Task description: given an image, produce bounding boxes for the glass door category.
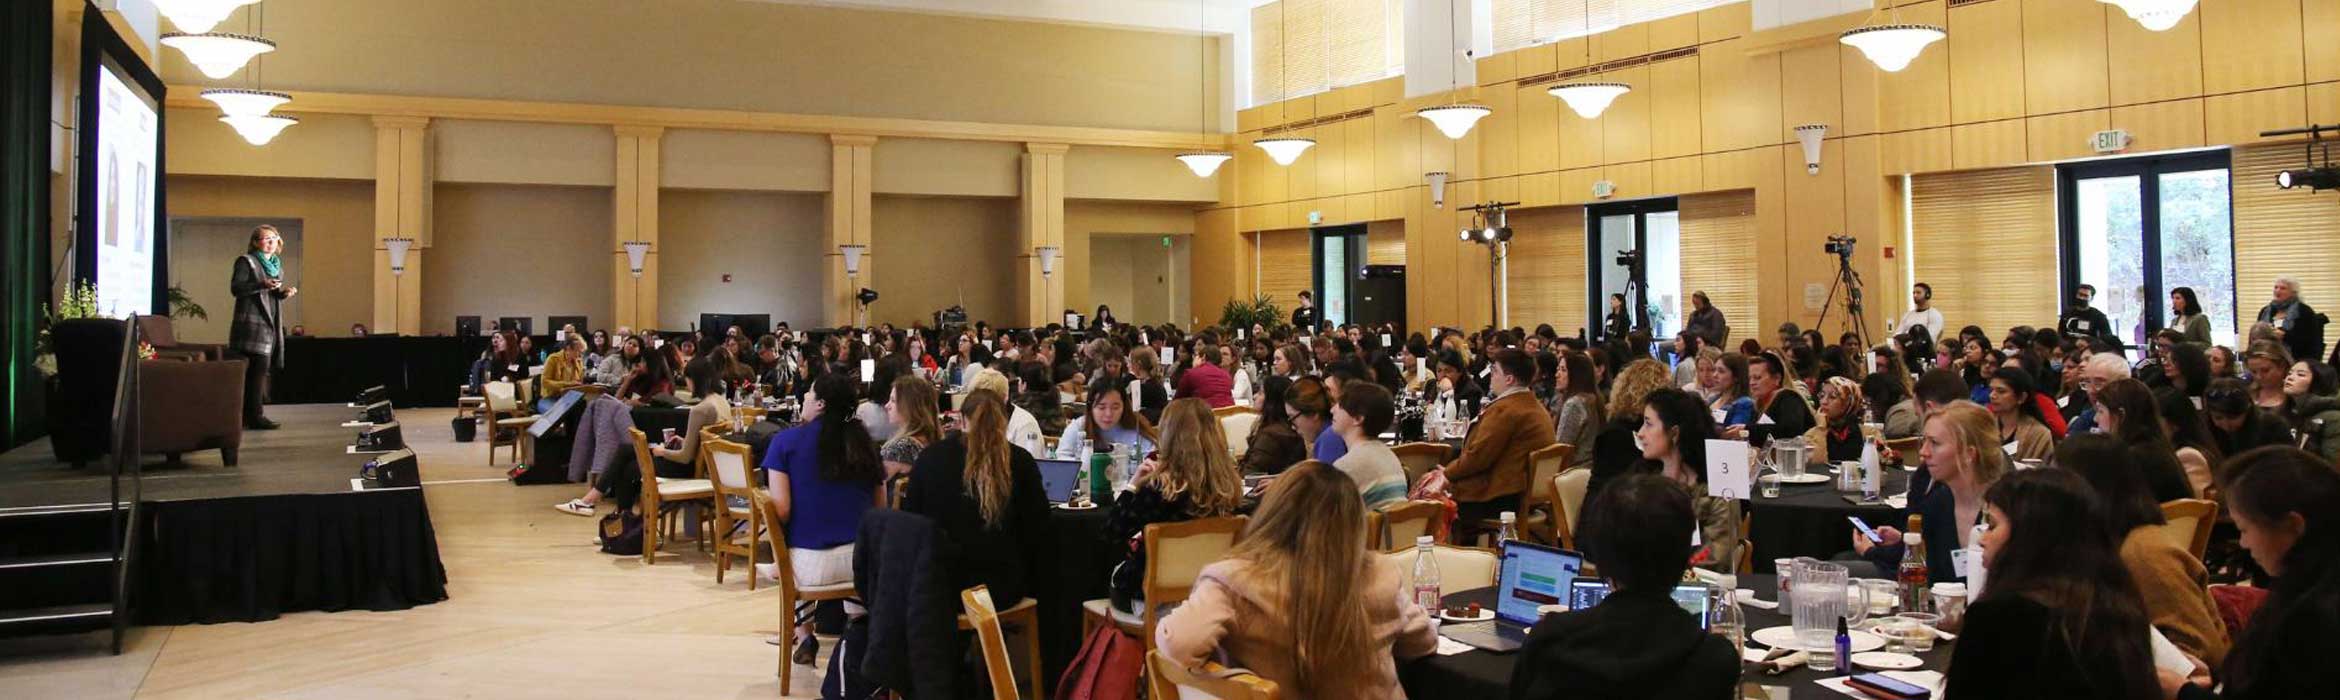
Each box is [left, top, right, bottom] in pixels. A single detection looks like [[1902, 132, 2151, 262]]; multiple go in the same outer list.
[[1586, 198, 1680, 342], [2059, 151, 2235, 350]]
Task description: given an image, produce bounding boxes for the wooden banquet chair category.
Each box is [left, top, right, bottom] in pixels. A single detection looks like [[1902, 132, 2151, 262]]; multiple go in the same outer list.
[[1147, 650, 1282, 700], [1211, 404, 1258, 419], [2159, 499, 2219, 561], [1376, 499, 1444, 553], [481, 381, 538, 466], [960, 585, 1045, 699], [1220, 411, 1261, 457], [1384, 544, 1498, 593], [1082, 516, 1247, 649], [1392, 442, 1453, 491], [1883, 436, 1923, 468], [703, 437, 767, 589], [762, 495, 859, 687], [1551, 467, 1593, 551], [1513, 443, 1574, 544], [626, 427, 717, 566]]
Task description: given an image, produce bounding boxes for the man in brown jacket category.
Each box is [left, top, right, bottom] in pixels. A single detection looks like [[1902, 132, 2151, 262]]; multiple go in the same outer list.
[[1438, 348, 1556, 540]]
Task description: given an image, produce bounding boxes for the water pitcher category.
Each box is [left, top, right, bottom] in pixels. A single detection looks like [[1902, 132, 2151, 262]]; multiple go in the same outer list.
[[1790, 559, 1874, 649]]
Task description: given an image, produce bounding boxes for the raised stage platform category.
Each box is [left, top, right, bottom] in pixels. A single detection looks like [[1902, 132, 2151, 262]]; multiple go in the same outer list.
[[0, 404, 448, 625]]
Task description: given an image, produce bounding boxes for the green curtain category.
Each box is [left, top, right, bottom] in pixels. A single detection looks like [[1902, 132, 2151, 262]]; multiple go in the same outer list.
[[1, 0, 54, 448]]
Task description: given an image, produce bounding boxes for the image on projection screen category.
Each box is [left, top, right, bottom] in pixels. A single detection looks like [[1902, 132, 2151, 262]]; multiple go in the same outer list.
[[95, 63, 158, 317]]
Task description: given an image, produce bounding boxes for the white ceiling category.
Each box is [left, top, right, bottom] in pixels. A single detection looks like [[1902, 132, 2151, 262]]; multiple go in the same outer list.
[[748, 0, 1257, 34]]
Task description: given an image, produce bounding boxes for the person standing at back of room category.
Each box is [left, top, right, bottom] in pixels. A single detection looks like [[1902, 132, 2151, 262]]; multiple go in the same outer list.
[[1899, 282, 1946, 340]]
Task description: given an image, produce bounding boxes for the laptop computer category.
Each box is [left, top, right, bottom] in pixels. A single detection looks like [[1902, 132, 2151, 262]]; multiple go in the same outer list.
[[1036, 458, 1083, 505], [1443, 540, 1583, 653], [1566, 577, 1715, 629]]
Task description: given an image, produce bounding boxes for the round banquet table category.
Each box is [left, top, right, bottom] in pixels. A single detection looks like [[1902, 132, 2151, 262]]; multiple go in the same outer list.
[[1747, 466, 1912, 573], [1399, 574, 1956, 700], [1038, 502, 1119, 684]]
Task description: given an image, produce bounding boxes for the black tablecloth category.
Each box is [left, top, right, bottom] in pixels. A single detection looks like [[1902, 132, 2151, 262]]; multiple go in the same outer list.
[[136, 488, 449, 624], [1038, 504, 1117, 684], [275, 336, 484, 408], [630, 406, 692, 440], [1748, 468, 1912, 573], [1401, 575, 1954, 700]]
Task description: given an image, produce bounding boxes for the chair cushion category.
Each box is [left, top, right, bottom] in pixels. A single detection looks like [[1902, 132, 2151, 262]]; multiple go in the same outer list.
[[1081, 598, 1143, 629], [655, 478, 716, 498], [797, 580, 856, 595], [494, 417, 536, 428]]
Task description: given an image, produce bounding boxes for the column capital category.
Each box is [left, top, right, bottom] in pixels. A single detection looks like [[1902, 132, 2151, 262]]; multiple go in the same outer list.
[[830, 134, 879, 147], [370, 115, 431, 130], [1025, 142, 1071, 155], [613, 124, 666, 139]]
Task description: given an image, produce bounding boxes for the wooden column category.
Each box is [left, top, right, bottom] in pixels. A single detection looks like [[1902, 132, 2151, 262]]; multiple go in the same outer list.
[[370, 116, 430, 336], [825, 135, 876, 327], [612, 125, 663, 330], [1019, 143, 1069, 327]]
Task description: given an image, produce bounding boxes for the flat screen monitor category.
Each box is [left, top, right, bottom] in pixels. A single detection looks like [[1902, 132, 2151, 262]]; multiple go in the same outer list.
[[497, 317, 533, 335], [456, 316, 482, 337]]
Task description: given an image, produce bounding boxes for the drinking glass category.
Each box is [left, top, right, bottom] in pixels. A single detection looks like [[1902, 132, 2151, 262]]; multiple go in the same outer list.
[[1758, 473, 1781, 498], [1858, 579, 1900, 616], [1894, 612, 1941, 652], [1879, 616, 1922, 653]]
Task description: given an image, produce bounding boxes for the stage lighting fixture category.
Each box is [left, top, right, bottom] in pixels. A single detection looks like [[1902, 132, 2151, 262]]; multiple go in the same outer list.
[[2275, 167, 2340, 191]]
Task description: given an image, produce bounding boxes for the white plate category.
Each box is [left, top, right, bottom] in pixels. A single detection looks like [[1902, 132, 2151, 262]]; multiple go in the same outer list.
[[1750, 625, 1886, 653], [1772, 473, 1832, 484], [1054, 503, 1098, 511], [1439, 609, 1494, 623], [1851, 651, 1924, 670]]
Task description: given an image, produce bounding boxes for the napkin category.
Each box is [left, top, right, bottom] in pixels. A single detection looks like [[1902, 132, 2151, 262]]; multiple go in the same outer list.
[[1735, 589, 1779, 610], [1813, 670, 1944, 699], [1433, 636, 1475, 656]]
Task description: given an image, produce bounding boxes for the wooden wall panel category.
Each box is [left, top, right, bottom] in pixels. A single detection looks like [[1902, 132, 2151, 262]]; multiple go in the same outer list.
[[1951, 119, 2027, 170], [1258, 136, 1290, 205], [1781, 139, 1847, 327], [2200, 0, 2306, 94], [1289, 124, 1323, 200], [1312, 121, 1345, 198], [2205, 87, 2309, 146], [1880, 128, 1952, 175], [1559, 97, 1606, 169], [1877, 1, 1953, 132], [1516, 83, 1562, 175], [1601, 65, 1654, 164], [2309, 0, 2340, 82], [1504, 206, 1588, 333], [1367, 219, 1407, 265], [1679, 190, 1759, 345], [1478, 49, 1519, 87], [1653, 156, 1703, 194], [1779, 44, 1843, 141], [2106, 14, 2203, 106], [1521, 171, 1561, 207], [1700, 2, 1753, 43], [1555, 38, 1591, 73], [1376, 106, 1418, 191], [2020, 0, 2109, 115], [1703, 149, 1757, 190], [2026, 110, 2110, 163], [1559, 168, 1603, 205], [2109, 99, 2206, 153], [2312, 82, 2340, 125], [1700, 38, 1783, 152], [1838, 45, 1881, 137], [1604, 161, 1653, 199], [1257, 228, 1312, 305], [1345, 116, 1377, 197], [1479, 84, 1520, 178], [1595, 22, 1651, 63], [1651, 14, 1701, 52], [1948, 0, 2027, 124], [1650, 55, 1704, 159]]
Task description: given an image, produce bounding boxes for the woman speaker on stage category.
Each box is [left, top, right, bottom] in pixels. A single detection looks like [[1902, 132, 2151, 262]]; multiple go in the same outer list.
[[230, 224, 296, 430]]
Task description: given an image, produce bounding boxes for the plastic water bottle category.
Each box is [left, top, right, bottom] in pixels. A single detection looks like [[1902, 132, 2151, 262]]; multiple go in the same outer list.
[[1496, 511, 1519, 544], [1411, 536, 1442, 617], [1710, 576, 1745, 657]]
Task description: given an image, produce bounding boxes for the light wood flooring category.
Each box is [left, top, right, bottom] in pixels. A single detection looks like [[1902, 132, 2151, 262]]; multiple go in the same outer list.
[[0, 407, 829, 699]]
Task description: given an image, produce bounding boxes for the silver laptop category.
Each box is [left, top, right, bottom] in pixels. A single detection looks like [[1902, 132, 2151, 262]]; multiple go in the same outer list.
[[1442, 540, 1583, 653]]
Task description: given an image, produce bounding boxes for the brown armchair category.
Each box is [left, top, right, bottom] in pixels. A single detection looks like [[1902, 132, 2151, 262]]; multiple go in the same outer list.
[[138, 357, 247, 466], [136, 315, 226, 361]]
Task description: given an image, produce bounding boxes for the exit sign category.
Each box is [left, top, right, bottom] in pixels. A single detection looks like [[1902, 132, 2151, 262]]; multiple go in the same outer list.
[[2092, 129, 2131, 154]]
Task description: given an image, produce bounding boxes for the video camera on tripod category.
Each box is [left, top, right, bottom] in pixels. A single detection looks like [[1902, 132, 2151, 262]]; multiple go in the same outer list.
[[1824, 235, 1857, 258], [1614, 248, 1644, 272]]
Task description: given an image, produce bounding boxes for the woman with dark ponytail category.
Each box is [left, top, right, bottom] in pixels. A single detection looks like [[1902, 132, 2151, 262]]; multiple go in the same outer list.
[[761, 373, 884, 665]]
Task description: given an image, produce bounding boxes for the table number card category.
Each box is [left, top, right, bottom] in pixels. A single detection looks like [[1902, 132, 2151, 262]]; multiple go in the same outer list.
[[860, 358, 876, 383], [1705, 439, 1752, 500]]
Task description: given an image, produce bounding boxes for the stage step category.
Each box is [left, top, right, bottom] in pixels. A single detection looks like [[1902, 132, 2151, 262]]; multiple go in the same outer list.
[[0, 603, 113, 626], [0, 503, 128, 645], [0, 551, 113, 570]]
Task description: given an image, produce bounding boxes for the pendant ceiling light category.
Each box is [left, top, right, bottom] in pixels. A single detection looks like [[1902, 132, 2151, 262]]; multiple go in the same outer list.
[[220, 113, 299, 145], [161, 32, 276, 79], [152, 0, 262, 34], [2099, 0, 2197, 31], [1841, 1, 1945, 73], [1547, 1, 1629, 119], [1255, 137, 1316, 165], [1173, 0, 1229, 177], [199, 88, 290, 117], [1419, 0, 1491, 139]]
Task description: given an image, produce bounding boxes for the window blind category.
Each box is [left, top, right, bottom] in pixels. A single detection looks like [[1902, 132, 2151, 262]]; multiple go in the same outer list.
[[1256, 229, 1314, 304], [1505, 206, 1590, 333], [1490, 0, 1741, 54], [1910, 167, 2060, 340], [1251, 0, 1403, 106], [2233, 144, 2340, 329], [1680, 190, 1757, 344]]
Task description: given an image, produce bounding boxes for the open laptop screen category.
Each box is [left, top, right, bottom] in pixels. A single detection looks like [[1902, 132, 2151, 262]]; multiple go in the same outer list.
[[1035, 459, 1082, 504], [1494, 541, 1583, 625]]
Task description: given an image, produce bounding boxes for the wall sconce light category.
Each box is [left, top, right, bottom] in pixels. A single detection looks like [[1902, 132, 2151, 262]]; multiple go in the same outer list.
[[622, 241, 651, 277], [1795, 124, 1828, 175], [1036, 246, 1061, 277], [840, 244, 867, 277], [1427, 172, 1450, 209], [385, 237, 414, 275]]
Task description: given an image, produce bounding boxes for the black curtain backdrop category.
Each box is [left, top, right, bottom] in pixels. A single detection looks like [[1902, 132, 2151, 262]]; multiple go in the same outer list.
[[0, 0, 53, 449]]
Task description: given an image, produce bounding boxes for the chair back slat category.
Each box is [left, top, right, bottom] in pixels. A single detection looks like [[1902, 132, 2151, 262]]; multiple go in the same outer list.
[[2160, 498, 2219, 561], [1554, 468, 1593, 549], [483, 381, 517, 412], [1392, 442, 1453, 490], [960, 586, 1019, 700], [1377, 500, 1442, 552], [708, 439, 754, 490], [1147, 650, 1282, 700]]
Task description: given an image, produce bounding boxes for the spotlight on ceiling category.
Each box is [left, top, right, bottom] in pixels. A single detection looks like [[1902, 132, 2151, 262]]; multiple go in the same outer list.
[[2261, 124, 2339, 193], [2275, 167, 2340, 191]]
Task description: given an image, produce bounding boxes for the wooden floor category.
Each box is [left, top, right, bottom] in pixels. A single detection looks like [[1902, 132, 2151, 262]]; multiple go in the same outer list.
[[0, 407, 830, 699]]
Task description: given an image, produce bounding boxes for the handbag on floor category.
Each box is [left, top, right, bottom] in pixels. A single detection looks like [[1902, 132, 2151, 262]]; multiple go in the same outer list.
[[1054, 624, 1143, 700], [820, 615, 884, 700], [598, 510, 643, 555]]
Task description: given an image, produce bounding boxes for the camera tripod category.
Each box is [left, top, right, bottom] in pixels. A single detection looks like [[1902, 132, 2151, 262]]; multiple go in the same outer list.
[[1815, 248, 1873, 353]]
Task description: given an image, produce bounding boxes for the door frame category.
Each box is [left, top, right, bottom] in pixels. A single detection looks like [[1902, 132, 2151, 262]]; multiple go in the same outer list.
[[2054, 149, 2233, 338], [1584, 197, 1679, 340]]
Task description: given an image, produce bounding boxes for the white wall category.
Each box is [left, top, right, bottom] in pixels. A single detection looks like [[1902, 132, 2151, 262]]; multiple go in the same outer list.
[[423, 183, 615, 334], [657, 189, 827, 329]]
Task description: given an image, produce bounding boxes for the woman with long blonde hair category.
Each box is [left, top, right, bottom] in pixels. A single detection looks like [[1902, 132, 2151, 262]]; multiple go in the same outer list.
[[1849, 401, 2008, 581], [901, 389, 1050, 608], [1104, 398, 1245, 612], [881, 374, 943, 478], [1156, 461, 1437, 698]]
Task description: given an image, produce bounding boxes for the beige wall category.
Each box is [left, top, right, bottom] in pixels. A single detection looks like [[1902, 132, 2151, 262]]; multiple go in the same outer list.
[[164, 109, 375, 181], [868, 195, 1019, 327], [661, 130, 831, 193], [656, 189, 826, 329], [1090, 234, 1189, 327], [154, 0, 1226, 134], [435, 120, 615, 187], [873, 139, 1022, 197], [162, 175, 375, 338], [423, 183, 615, 334], [1063, 199, 1199, 317]]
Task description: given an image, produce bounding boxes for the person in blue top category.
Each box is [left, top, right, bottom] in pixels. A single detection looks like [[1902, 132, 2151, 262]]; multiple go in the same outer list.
[[761, 372, 884, 666], [1706, 352, 1757, 429], [1054, 377, 1159, 459], [1312, 363, 1363, 463]]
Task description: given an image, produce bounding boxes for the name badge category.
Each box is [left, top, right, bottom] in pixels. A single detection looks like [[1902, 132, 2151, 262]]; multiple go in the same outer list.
[[1757, 413, 1776, 426], [2075, 320, 2091, 331], [2002, 440, 2020, 456], [1951, 548, 1973, 578]]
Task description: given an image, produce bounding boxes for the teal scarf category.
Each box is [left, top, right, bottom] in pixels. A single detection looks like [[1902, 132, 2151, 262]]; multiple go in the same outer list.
[[255, 252, 282, 279]]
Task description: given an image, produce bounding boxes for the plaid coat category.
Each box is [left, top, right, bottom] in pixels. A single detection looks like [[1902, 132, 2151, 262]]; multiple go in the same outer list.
[[228, 252, 286, 368]]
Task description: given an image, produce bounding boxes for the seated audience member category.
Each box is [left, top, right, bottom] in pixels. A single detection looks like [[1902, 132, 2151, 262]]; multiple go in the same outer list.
[[1549, 352, 1604, 469], [968, 368, 1045, 458], [554, 357, 734, 516], [1740, 351, 1814, 445], [1865, 366, 1920, 440], [901, 389, 1051, 609], [593, 334, 636, 386], [2093, 378, 2204, 502], [475, 330, 531, 390], [1819, 376, 1870, 463], [881, 375, 943, 479], [2153, 388, 2227, 498], [1010, 359, 1068, 440], [2207, 345, 2240, 381], [854, 356, 904, 442], [757, 373, 883, 664], [1127, 346, 1172, 425], [615, 342, 675, 405], [2169, 447, 2340, 700], [1242, 376, 1313, 475], [2060, 434, 2230, 667], [1851, 402, 2007, 582], [518, 334, 542, 366], [1704, 352, 1756, 431], [2244, 344, 2290, 410], [2163, 342, 2212, 398], [2278, 360, 2340, 462], [1274, 343, 1312, 381], [1054, 378, 1159, 460], [1105, 398, 1244, 613], [1582, 360, 1670, 539], [1431, 349, 1557, 540], [1637, 388, 1740, 571], [1311, 363, 1362, 464], [539, 336, 589, 409], [1330, 382, 1407, 509], [1946, 468, 2161, 700], [1986, 367, 2058, 462], [1157, 461, 1437, 698], [2203, 379, 2292, 459], [1432, 349, 1484, 410], [1509, 473, 1741, 700], [1170, 344, 1244, 409]]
